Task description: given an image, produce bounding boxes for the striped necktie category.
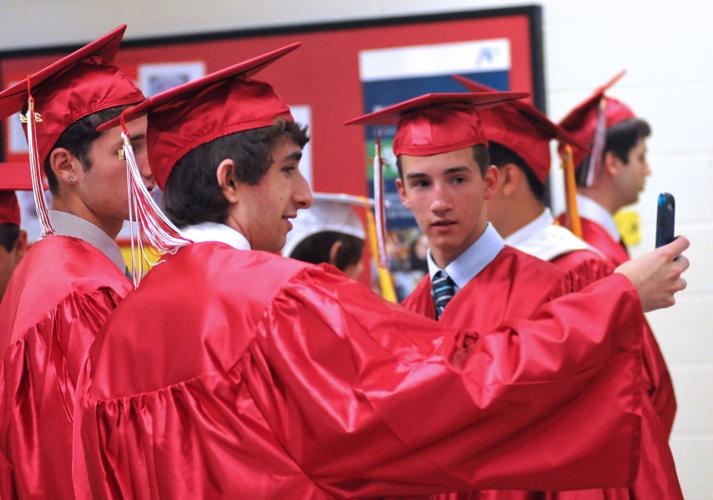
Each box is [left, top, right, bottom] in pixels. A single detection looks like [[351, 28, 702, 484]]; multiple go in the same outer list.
[[431, 270, 456, 319]]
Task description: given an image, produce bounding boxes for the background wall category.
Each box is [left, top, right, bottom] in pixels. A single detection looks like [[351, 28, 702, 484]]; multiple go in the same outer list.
[[1, 1, 711, 497]]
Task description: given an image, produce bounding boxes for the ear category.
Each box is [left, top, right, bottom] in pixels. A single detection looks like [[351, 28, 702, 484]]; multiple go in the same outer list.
[[482, 165, 500, 201], [499, 163, 522, 197], [328, 240, 343, 268], [49, 147, 81, 190], [394, 176, 411, 209], [216, 159, 240, 204], [602, 151, 623, 177], [12, 230, 28, 263]]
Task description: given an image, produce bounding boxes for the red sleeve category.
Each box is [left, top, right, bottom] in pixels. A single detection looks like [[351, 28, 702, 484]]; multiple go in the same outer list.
[[253, 270, 644, 494], [551, 250, 677, 438], [74, 268, 646, 498], [642, 319, 677, 438], [1, 287, 123, 499], [551, 250, 614, 292]]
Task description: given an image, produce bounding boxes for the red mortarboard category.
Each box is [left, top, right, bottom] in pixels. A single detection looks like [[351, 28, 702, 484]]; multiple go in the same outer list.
[[345, 91, 528, 156], [557, 70, 635, 167], [0, 163, 33, 225], [452, 75, 588, 183], [0, 25, 144, 167], [98, 43, 300, 190]]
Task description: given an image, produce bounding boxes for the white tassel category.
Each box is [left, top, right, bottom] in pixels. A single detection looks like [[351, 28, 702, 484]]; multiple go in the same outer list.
[[121, 131, 189, 287], [586, 97, 608, 187], [372, 136, 388, 269], [24, 97, 54, 236]]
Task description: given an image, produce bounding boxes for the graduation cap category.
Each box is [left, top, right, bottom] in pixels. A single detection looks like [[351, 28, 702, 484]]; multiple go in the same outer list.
[[0, 24, 143, 168], [557, 70, 635, 172], [98, 42, 300, 190], [96, 43, 301, 285], [345, 91, 528, 156], [282, 193, 369, 258], [452, 75, 588, 183], [0, 162, 34, 226], [0, 24, 143, 235]]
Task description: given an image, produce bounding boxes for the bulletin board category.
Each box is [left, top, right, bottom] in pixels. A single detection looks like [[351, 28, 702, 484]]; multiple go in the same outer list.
[[0, 5, 545, 249]]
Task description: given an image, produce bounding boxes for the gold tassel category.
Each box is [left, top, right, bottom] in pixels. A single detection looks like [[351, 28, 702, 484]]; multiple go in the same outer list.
[[561, 144, 582, 238], [361, 197, 397, 302]]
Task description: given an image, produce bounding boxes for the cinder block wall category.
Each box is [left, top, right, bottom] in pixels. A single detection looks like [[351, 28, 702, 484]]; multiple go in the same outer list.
[[545, 3, 713, 497], [1, 0, 710, 496]]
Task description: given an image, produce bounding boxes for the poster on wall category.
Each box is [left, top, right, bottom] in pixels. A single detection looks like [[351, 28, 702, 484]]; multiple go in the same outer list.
[[138, 62, 205, 97], [0, 6, 544, 288]]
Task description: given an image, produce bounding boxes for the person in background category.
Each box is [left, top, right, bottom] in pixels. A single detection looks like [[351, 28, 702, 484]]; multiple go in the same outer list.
[[0, 26, 153, 498], [284, 192, 365, 280], [555, 73, 676, 440], [452, 75, 680, 498], [0, 163, 30, 300], [557, 71, 651, 267]]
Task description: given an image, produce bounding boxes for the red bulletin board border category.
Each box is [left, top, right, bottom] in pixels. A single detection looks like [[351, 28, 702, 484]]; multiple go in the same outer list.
[[0, 5, 545, 199]]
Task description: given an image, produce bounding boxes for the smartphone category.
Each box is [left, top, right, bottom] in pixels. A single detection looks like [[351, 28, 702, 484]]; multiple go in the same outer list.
[[655, 192, 675, 248]]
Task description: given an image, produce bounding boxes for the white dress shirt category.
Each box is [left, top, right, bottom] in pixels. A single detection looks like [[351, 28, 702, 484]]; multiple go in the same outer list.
[[505, 209, 599, 262], [426, 223, 505, 293], [180, 222, 251, 251]]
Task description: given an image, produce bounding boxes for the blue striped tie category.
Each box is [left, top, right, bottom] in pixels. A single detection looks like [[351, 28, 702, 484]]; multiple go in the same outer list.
[[431, 270, 456, 319]]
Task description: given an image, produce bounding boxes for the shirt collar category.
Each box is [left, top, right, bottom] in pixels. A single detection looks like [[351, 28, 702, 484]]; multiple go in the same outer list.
[[505, 208, 595, 261], [576, 194, 621, 241], [48, 210, 126, 272], [427, 222, 505, 291], [505, 209, 553, 248], [180, 222, 251, 251]]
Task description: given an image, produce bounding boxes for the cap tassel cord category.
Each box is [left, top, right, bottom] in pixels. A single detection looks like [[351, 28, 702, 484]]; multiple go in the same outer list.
[[120, 129, 189, 287], [560, 144, 583, 238], [586, 97, 609, 187], [24, 78, 54, 236], [371, 135, 396, 302]]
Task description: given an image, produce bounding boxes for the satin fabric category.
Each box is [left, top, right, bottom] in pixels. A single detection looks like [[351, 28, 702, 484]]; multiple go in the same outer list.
[[403, 246, 681, 499], [0, 236, 131, 499], [557, 216, 630, 268], [550, 249, 613, 291], [545, 249, 681, 498], [551, 248, 677, 438], [554, 216, 677, 436], [403, 246, 572, 323], [74, 242, 644, 499]]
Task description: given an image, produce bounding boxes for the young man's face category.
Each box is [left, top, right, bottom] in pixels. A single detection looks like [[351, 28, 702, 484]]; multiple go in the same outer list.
[[396, 146, 497, 267], [75, 115, 154, 224], [231, 137, 313, 253], [615, 137, 651, 205]]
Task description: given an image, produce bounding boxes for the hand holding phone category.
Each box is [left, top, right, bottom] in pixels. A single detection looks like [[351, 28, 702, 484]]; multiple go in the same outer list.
[[656, 192, 675, 248]]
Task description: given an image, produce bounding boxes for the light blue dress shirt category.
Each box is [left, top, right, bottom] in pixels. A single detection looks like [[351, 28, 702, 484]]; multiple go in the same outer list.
[[426, 222, 505, 293]]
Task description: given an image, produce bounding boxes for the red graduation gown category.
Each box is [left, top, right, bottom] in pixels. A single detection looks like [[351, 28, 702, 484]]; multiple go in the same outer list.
[[404, 248, 681, 499], [73, 241, 646, 499], [402, 246, 572, 322], [557, 215, 629, 268], [550, 248, 612, 287], [550, 249, 677, 438], [0, 236, 131, 499], [554, 216, 677, 437]]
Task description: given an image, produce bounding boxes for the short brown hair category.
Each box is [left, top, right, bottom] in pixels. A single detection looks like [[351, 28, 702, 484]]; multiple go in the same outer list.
[[163, 119, 309, 228]]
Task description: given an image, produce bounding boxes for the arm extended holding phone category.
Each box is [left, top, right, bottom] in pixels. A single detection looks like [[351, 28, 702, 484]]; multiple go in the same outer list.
[[615, 192, 688, 311]]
